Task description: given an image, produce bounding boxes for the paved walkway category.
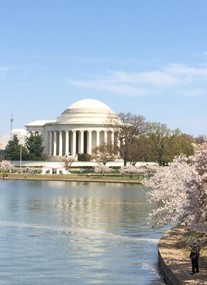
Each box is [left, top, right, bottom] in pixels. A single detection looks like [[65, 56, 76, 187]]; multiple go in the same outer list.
[[158, 227, 207, 285]]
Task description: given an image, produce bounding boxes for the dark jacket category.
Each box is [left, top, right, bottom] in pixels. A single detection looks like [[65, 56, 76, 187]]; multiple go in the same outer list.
[[190, 249, 199, 260]]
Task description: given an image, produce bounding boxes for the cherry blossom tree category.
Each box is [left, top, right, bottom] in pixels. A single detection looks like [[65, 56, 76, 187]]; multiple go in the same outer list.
[[120, 164, 158, 176], [94, 165, 114, 174], [145, 140, 207, 234], [0, 160, 14, 173], [63, 155, 75, 170], [145, 155, 193, 229], [185, 141, 207, 233], [92, 143, 116, 165], [120, 165, 139, 175]]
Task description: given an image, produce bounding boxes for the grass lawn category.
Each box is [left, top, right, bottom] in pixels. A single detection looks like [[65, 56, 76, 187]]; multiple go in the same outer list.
[[0, 172, 143, 184]]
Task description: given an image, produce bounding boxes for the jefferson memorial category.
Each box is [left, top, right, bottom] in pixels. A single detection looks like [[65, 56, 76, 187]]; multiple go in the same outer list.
[[25, 99, 122, 158]]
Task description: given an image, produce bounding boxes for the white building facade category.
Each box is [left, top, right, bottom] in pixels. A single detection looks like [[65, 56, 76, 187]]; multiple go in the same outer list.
[[25, 99, 121, 158]]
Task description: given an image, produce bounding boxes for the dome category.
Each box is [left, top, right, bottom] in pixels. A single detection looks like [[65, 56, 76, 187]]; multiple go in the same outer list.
[[56, 98, 121, 126], [69, 99, 111, 111]]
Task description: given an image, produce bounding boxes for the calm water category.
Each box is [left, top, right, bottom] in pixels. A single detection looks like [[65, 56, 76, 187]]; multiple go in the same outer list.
[[0, 180, 165, 285]]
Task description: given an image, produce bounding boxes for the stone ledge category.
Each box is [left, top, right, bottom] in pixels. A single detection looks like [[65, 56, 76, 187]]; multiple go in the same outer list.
[[158, 226, 207, 285]]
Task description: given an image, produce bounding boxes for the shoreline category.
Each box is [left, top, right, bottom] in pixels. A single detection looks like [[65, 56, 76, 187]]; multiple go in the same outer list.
[[158, 226, 207, 285], [0, 174, 142, 184], [3, 175, 200, 284]]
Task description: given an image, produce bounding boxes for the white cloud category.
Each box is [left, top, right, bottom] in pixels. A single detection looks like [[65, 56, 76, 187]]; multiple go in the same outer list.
[[68, 63, 207, 97], [110, 70, 178, 86], [181, 88, 206, 97], [166, 63, 207, 79], [68, 78, 147, 96]]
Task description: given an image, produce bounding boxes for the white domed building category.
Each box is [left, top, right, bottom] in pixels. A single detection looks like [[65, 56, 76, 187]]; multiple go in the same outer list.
[[25, 99, 121, 158]]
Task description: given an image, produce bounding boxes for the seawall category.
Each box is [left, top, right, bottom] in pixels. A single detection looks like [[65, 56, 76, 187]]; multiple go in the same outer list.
[[158, 227, 206, 285]]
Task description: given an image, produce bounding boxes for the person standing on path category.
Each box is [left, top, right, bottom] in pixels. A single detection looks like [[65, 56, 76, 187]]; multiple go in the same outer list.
[[190, 242, 200, 275]]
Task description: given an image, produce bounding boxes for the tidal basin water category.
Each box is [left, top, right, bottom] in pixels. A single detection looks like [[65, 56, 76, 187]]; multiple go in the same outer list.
[[0, 180, 166, 285]]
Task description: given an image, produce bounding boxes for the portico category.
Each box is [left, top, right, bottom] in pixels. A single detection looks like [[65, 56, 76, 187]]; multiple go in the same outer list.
[[25, 99, 121, 158], [45, 129, 116, 156]]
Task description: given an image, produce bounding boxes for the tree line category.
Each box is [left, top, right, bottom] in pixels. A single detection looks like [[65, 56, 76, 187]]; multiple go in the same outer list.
[[93, 112, 204, 166], [3, 112, 206, 163], [4, 134, 44, 161]]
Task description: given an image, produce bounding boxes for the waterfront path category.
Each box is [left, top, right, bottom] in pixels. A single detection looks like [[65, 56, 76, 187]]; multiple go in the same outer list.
[[158, 226, 207, 285]]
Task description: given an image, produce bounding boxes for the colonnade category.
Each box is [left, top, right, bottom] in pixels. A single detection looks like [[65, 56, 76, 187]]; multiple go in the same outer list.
[[43, 129, 118, 157]]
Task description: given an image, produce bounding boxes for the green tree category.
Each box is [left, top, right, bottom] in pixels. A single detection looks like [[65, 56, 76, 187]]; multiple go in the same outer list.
[[167, 133, 194, 160], [5, 135, 20, 160], [116, 113, 147, 166], [123, 131, 194, 166], [78, 153, 92, 162], [26, 134, 44, 160], [5, 135, 28, 160], [147, 123, 180, 166], [127, 135, 154, 165]]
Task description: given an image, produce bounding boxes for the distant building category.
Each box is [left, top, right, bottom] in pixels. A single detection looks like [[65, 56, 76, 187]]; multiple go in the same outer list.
[[25, 99, 121, 158], [0, 134, 10, 150], [12, 129, 27, 145], [41, 163, 69, 175]]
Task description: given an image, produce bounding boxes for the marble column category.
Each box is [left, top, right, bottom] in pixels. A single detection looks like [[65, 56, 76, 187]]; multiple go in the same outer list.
[[111, 131, 115, 145], [116, 132, 121, 148], [104, 131, 108, 145], [79, 131, 84, 153], [72, 130, 76, 156], [53, 131, 57, 156], [59, 131, 63, 156], [65, 130, 69, 155], [87, 131, 92, 154], [49, 131, 53, 156], [45, 131, 49, 155], [96, 131, 100, 147]]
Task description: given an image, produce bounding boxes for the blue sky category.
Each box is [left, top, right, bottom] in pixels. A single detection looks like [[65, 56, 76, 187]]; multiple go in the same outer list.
[[1, 0, 207, 139]]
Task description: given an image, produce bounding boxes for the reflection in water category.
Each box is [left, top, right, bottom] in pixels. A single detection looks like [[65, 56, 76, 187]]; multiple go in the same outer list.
[[0, 180, 165, 285], [54, 196, 124, 230], [54, 196, 148, 232]]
